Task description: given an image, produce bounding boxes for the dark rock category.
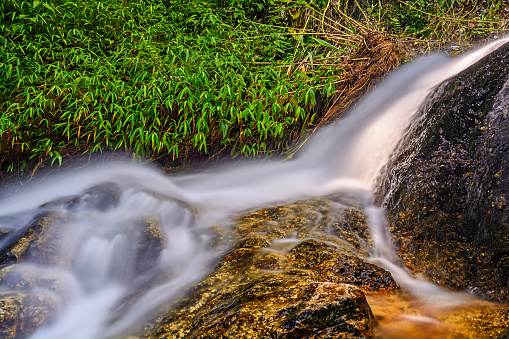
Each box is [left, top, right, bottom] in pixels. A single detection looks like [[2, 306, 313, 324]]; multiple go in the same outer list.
[[0, 183, 121, 267], [379, 42, 509, 301], [499, 327, 509, 339], [127, 216, 167, 276], [40, 182, 120, 212]]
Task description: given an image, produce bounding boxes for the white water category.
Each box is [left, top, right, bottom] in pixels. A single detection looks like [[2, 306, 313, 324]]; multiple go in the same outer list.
[[0, 38, 507, 339]]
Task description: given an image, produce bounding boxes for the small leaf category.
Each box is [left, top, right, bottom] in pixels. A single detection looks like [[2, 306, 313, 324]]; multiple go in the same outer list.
[[43, 2, 55, 12], [220, 121, 228, 138], [311, 37, 340, 50]]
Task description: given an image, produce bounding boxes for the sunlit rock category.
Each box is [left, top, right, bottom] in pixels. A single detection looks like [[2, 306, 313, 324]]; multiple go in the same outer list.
[[0, 292, 58, 339], [140, 198, 396, 338], [0, 214, 68, 266]]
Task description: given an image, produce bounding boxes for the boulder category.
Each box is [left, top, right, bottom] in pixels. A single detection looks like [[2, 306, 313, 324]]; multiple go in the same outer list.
[[0, 183, 122, 267], [0, 214, 67, 266], [0, 292, 58, 339], [379, 42, 509, 301], [499, 327, 509, 339], [141, 198, 397, 338]]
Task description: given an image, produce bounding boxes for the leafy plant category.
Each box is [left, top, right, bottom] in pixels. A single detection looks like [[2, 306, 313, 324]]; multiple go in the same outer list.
[[1, 0, 507, 176]]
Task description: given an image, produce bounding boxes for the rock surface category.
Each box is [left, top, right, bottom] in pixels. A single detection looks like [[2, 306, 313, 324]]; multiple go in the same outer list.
[[141, 198, 397, 339], [0, 214, 68, 266], [379, 42, 509, 302], [499, 327, 509, 339], [0, 292, 58, 339], [0, 183, 168, 338]]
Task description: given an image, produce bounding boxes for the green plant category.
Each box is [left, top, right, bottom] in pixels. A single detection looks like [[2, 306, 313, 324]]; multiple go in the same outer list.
[[1, 0, 349, 173], [1, 0, 506, 175]]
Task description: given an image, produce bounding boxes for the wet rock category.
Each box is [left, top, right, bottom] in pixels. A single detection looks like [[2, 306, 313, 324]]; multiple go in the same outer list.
[[127, 216, 167, 276], [153, 276, 374, 339], [289, 239, 396, 291], [140, 198, 396, 338], [40, 182, 120, 212], [0, 291, 58, 339], [279, 283, 373, 338], [0, 264, 75, 297], [0, 208, 167, 338], [499, 328, 509, 339], [0, 265, 34, 291], [0, 214, 68, 266], [379, 42, 509, 301], [0, 183, 120, 267], [26, 214, 73, 266]]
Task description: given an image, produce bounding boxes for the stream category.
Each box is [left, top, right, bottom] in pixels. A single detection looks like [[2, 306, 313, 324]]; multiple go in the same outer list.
[[0, 38, 508, 339]]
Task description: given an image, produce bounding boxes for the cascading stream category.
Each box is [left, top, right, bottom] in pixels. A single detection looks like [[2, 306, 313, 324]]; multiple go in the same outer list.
[[0, 37, 508, 339]]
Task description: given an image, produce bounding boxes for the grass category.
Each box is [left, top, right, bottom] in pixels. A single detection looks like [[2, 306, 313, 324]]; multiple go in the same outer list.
[[1, 0, 346, 174], [0, 0, 508, 177]]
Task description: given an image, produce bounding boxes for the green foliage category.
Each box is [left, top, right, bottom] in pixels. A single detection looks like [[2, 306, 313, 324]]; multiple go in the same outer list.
[[0, 0, 342, 171], [381, 0, 507, 38], [1, 0, 506, 173], [388, 0, 435, 35]]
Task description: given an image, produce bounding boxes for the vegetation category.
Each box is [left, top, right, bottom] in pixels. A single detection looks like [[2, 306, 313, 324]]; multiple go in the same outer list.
[[0, 0, 508, 176]]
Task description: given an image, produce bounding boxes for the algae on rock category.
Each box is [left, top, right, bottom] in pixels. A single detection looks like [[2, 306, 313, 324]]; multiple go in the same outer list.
[[141, 198, 397, 339], [379, 41, 509, 302]]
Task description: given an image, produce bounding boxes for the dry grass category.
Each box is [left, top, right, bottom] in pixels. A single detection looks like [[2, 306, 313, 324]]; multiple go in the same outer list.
[[318, 33, 406, 125]]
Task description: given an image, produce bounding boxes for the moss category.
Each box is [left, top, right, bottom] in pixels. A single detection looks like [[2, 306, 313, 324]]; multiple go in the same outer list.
[[141, 198, 396, 338], [380, 41, 509, 302]]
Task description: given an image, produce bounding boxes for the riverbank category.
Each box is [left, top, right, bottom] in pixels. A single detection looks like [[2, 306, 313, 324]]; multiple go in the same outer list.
[[1, 0, 508, 182]]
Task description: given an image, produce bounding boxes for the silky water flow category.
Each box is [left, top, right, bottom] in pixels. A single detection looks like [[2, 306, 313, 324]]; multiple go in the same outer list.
[[1, 38, 508, 339]]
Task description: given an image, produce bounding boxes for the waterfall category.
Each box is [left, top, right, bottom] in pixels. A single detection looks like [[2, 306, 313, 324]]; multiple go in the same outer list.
[[0, 37, 508, 339]]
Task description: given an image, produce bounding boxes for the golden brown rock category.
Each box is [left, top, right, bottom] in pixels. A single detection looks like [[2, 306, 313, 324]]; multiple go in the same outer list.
[[0, 214, 68, 266], [140, 198, 397, 339], [0, 292, 57, 339]]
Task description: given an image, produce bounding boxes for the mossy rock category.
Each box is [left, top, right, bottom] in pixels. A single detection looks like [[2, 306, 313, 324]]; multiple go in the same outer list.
[[499, 327, 509, 339], [0, 214, 69, 266], [140, 198, 397, 338], [379, 42, 509, 301], [0, 207, 167, 337], [0, 291, 58, 339], [124, 216, 167, 276]]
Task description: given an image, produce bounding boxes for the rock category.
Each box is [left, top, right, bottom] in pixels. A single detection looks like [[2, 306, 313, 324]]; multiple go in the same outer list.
[[0, 214, 68, 266], [0, 199, 167, 338], [0, 194, 395, 338], [499, 327, 509, 339], [0, 183, 121, 268], [126, 216, 167, 276], [140, 198, 396, 338], [0, 291, 58, 339], [152, 276, 374, 339], [379, 42, 509, 301], [0, 265, 35, 290], [40, 182, 120, 212], [289, 239, 396, 291], [0, 264, 75, 297]]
